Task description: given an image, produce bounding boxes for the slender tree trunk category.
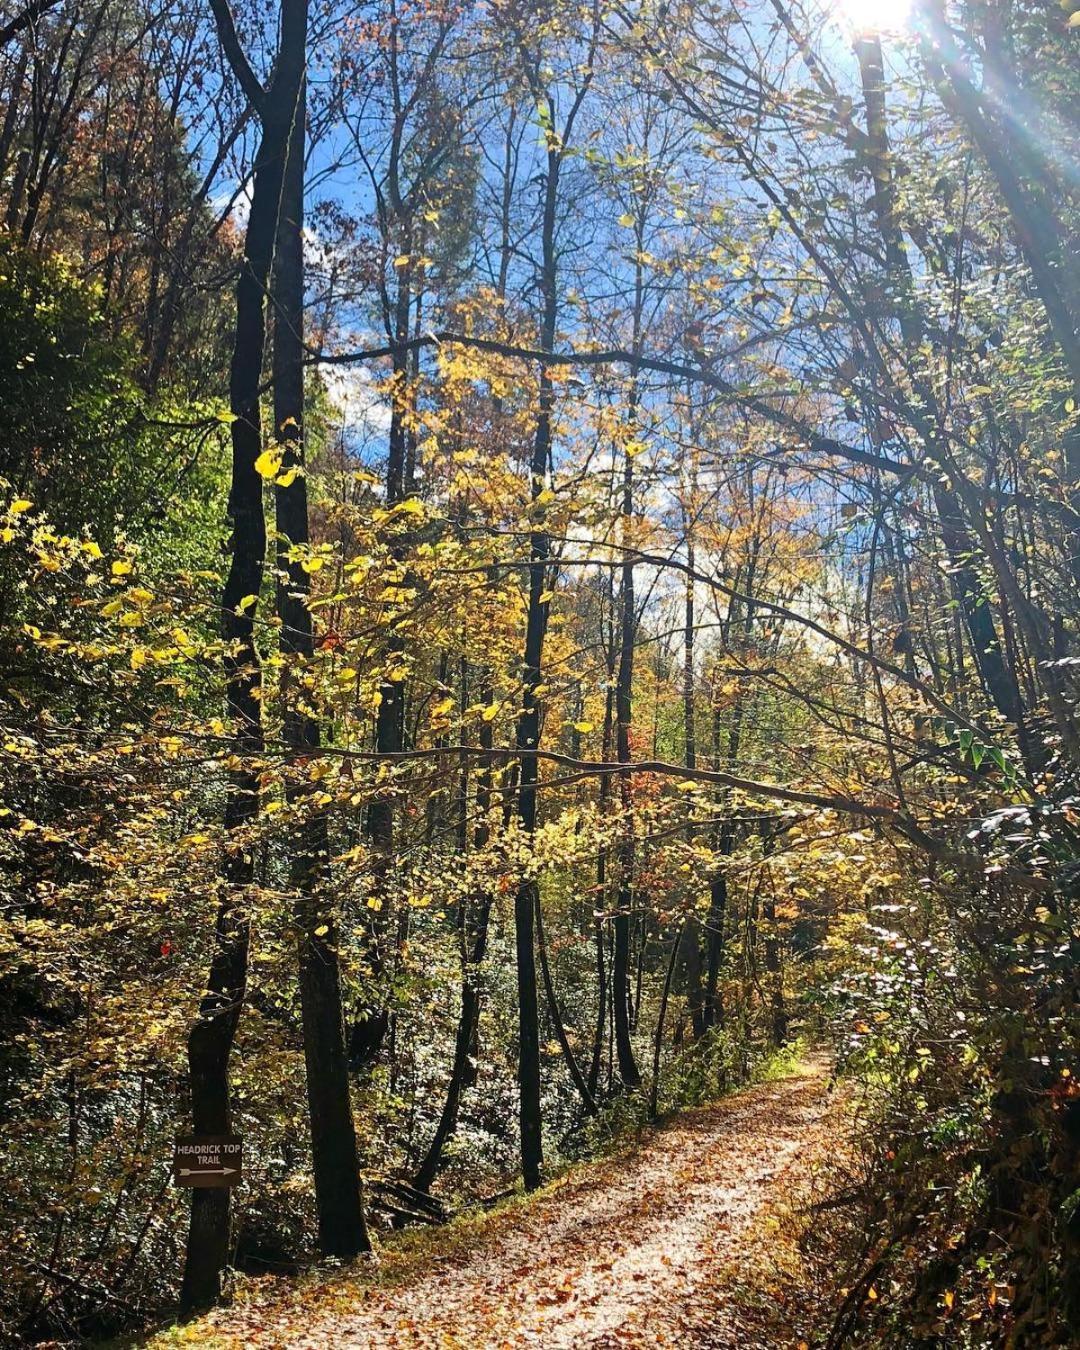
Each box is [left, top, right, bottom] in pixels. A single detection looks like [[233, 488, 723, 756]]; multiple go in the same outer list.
[[702, 692, 737, 1032], [512, 140, 561, 1189], [649, 924, 683, 1120], [536, 888, 597, 1114], [272, 76, 369, 1259], [612, 236, 645, 1090], [613, 468, 640, 1088], [681, 522, 706, 1038], [351, 230, 414, 1072], [413, 705, 495, 1193], [762, 890, 786, 1046], [587, 613, 616, 1096]]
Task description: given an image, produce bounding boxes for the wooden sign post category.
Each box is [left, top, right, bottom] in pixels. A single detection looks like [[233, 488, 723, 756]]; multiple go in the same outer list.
[[173, 1134, 243, 1188]]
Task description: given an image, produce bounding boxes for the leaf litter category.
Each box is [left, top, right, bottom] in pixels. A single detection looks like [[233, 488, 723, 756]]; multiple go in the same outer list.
[[154, 1059, 841, 1349]]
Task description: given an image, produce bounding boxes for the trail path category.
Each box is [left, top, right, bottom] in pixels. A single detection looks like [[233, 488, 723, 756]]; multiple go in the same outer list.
[[174, 1061, 838, 1349]]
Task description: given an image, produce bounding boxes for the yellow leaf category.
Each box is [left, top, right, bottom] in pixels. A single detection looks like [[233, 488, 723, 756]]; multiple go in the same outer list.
[[573, 721, 594, 733], [254, 448, 283, 478], [617, 212, 635, 227], [481, 703, 500, 722], [676, 780, 698, 792], [393, 254, 410, 267], [314, 924, 330, 937], [10, 499, 33, 514], [276, 466, 300, 487], [101, 599, 123, 617], [111, 559, 133, 577], [238, 594, 258, 611], [301, 556, 325, 573], [22, 623, 41, 639]]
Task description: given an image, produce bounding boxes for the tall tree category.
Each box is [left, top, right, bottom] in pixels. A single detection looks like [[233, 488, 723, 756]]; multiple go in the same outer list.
[[503, 0, 599, 1184], [272, 67, 370, 1257], [180, 0, 312, 1312]]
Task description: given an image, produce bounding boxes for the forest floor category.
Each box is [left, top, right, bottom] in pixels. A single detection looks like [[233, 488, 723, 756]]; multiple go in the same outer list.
[[152, 1058, 843, 1349]]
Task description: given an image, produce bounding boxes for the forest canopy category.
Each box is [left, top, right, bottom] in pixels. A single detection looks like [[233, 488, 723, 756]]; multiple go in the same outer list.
[[0, 0, 1078, 1343]]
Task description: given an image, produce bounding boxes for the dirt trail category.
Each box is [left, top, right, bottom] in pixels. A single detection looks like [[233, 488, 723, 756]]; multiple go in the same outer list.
[[182, 1061, 837, 1349]]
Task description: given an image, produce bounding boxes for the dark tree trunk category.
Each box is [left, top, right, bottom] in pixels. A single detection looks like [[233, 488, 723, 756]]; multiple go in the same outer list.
[[649, 924, 683, 1120], [272, 75, 369, 1259], [613, 438, 640, 1089], [512, 139, 561, 1190], [702, 690, 737, 1033], [180, 0, 310, 1303], [351, 231, 413, 1073], [536, 888, 597, 1114], [587, 622, 616, 1097], [413, 709, 495, 1193], [681, 530, 706, 1038], [762, 892, 787, 1046]]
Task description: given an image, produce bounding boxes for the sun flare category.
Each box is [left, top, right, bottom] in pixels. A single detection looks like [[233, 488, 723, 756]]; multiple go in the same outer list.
[[832, 0, 913, 33]]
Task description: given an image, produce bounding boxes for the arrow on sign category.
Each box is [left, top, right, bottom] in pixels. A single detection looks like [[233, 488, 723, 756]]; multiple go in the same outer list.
[[178, 1166, 238, 1177]]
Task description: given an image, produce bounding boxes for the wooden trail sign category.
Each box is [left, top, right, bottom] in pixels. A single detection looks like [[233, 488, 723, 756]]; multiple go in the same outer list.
[[173, 1134, 242, 1188]]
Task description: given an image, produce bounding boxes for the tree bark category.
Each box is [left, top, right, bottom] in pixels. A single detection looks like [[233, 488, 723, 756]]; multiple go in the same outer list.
[[536, 887, 598, 1115], [413, 706, 495, 1192], [180, 3, 304, 1306], [272, 74, 370, 1259], [511, 133, 561, 1190], [649, 924, 683, 1120]]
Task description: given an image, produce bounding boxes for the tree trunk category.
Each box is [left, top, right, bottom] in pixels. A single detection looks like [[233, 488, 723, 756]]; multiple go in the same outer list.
[[413, 707, 495, 1193], [180, 14, 302, 1304], [351, 227, 414, 1072], [613, 492, 640, 1087], [536, 888, 597, 1114], [649, 924, 683, 1120], [512, 139, 561, 1190], [272, 74, 369, 1259]]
